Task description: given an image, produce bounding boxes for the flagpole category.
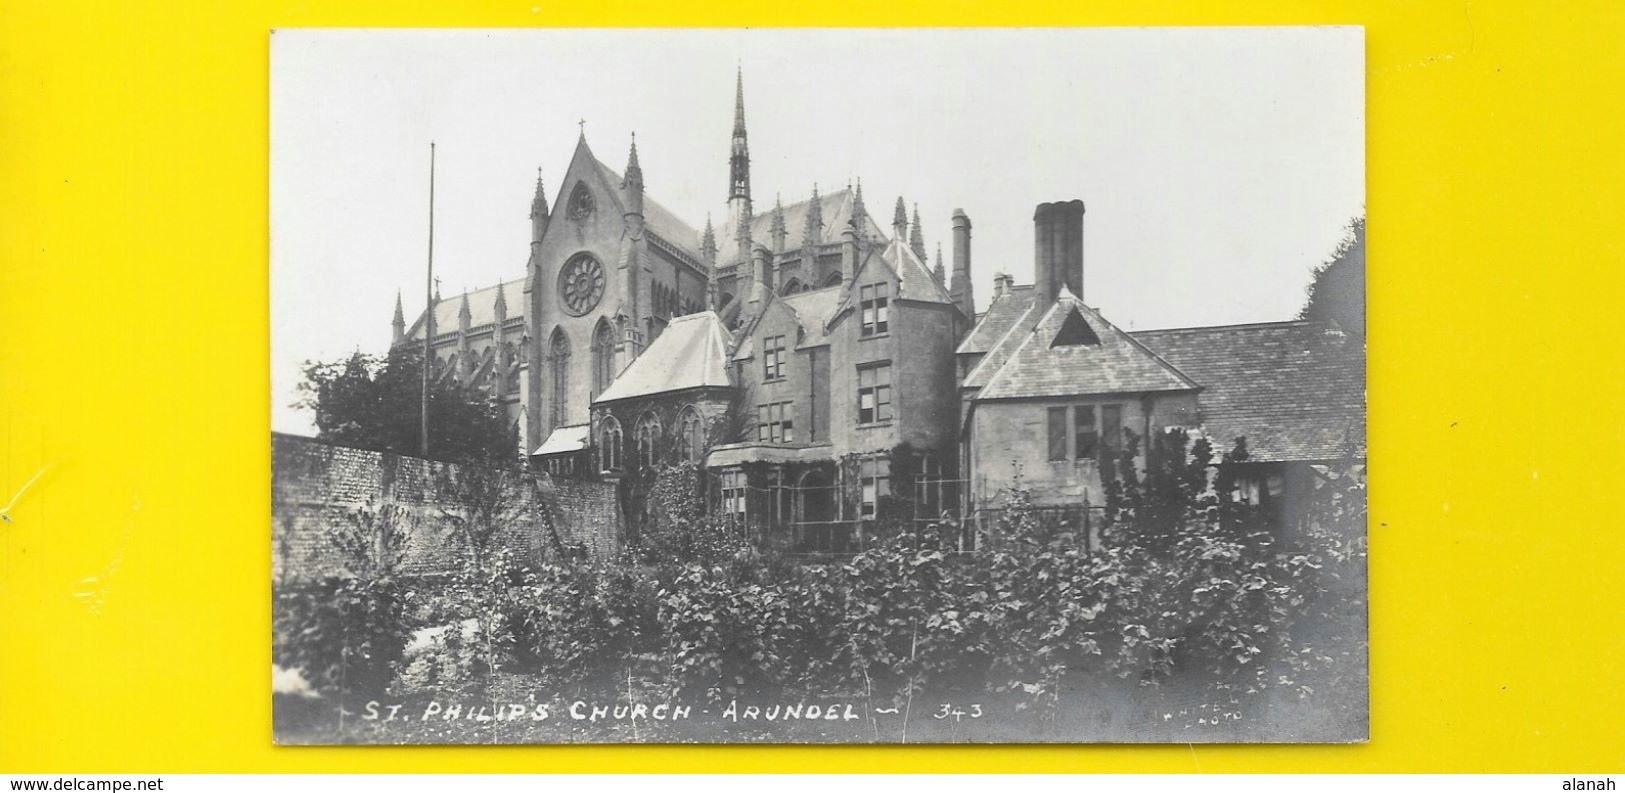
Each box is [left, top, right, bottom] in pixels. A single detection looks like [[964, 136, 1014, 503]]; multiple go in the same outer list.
[[421, 141, 435, 459]]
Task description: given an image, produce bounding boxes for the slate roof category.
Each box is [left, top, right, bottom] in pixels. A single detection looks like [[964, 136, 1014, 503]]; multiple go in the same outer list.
[[780, 285, 842, 348], [532, 423, 590, 457], [589, 157, 703, 260], [962, 302, 1040, 389], [593, 311, 732, 404], [1130, 320, 1366, 463], [714, 188, 888, 267], [976, 289, 1199, 401], [405, 279, 526, 341], [878, 237, 955, 305], [958, 284, 1035, 355]]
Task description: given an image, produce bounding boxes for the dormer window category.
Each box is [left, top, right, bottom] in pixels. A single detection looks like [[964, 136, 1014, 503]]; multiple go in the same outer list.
[[860, 283, 889, 337], [1051, 308, 1102, 347]]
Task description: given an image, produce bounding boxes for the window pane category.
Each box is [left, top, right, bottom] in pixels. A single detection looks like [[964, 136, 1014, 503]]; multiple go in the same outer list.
[[1074, 405, 1098, 460], [1101, 404, 1122, 455], [1048, 407, 1068, 460]]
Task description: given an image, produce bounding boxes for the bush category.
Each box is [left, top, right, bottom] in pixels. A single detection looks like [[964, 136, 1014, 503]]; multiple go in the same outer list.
[[273, 575, 409, 700], [635, 463, 751, 567], [279, 438, 1366, 739]]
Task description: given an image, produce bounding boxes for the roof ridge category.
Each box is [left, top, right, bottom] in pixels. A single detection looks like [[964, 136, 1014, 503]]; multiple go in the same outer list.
[[1081, 301, 1202, 390], [975, 301, 1049, 396], [961, 300, 1037, 376], [1131, 318, 1315, 335]]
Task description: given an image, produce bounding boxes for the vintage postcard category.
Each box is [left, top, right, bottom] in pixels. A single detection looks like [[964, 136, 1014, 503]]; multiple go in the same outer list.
[[270, 27, 1367, 744]]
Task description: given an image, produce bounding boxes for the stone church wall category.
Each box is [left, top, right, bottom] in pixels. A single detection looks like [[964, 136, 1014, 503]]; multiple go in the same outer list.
[[272, 433, 622, 583]]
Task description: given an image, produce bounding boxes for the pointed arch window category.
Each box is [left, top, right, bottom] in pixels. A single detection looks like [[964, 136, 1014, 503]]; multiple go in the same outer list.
[[780, 277, 804, 295], [822, 271, 843, 288], [677, 406, 706, 463], [635, 412, 662, 469], [549, 328, 571, 428], [591, 319, 616, 398], [598, 415, 622, 472]]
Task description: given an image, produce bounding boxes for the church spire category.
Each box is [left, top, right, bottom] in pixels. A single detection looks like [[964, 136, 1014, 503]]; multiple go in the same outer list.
[[701, 214, 718, 262], [702, 214, 719, 308], [911, 203, 927, 261], [728, 66, 751, 202], [530, 168, 548, 219], [850, 178, 867, 239], [391, 290, 405, 343], [769, 194, 787, 252], [458, 289, 471, 326], [623, 132, 643, 190], [803, 184, 823, 245], [934, 243, 946, 285], [892, 196, 908, 242], [493, 279, 507, 320]]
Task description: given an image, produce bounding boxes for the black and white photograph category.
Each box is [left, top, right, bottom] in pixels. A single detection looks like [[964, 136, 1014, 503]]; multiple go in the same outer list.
[[270, 27, 1367, 745]]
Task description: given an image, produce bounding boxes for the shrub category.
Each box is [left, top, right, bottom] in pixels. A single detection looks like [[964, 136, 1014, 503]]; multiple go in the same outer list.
[[272, 575, 409, 700], [656, 564, 795, 701]]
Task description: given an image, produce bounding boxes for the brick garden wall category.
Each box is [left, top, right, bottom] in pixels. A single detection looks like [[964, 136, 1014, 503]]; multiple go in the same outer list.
[[272, 433, 622, 582]]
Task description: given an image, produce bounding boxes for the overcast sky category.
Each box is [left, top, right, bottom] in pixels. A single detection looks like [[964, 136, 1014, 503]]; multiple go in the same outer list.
[[271, 27, 1363, 434]]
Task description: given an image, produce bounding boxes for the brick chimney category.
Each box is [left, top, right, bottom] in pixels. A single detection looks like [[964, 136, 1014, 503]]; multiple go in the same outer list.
[[1034, 200, 1085, 308]]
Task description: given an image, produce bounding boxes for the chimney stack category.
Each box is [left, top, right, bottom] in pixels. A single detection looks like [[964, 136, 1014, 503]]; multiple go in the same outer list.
[[949, 209, 974, 318], [752, 244, 773, 300], [994, 272, 1014, 298], [1033, 200, 1085, 308]]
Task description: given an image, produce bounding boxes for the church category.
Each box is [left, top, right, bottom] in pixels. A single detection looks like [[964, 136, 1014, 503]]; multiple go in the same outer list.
[[393, 70, 1364, 552]]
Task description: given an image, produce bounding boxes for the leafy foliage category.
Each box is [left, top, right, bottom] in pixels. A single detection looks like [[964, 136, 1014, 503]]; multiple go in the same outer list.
[[278, 433, 1366, 739], [1299, 215, 1365, 338], [634, 462, 751, 566], [295, 348, 518, 466]]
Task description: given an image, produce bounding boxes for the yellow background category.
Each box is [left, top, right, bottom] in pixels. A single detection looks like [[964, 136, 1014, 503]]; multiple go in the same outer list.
[[2, 0, 1622, 773]]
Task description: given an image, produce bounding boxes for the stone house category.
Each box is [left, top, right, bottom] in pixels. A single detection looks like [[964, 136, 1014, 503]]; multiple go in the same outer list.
[[958, 201, 1365, 531]]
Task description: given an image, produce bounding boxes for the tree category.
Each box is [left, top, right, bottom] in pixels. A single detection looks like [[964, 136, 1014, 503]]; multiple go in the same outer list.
[[436, 462, 531, 573], [1299, 215, 1365, 338], [294, 347, 518, 466]]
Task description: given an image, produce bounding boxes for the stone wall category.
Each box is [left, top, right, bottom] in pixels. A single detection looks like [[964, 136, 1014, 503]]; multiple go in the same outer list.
[[271, 433, 622, 582]]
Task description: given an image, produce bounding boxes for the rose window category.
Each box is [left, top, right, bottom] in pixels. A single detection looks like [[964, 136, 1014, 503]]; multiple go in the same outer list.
[[558, 254, 605, 316]]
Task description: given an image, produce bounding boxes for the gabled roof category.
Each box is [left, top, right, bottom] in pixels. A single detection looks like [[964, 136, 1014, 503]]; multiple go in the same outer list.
[[976, 289, 1199, 400], [825, 238, 957, 331], [878, 237, 955, 305], [780, 285, 842, 348], [1130, 320, 1365, 463], [714, 187, 887, 267], [958, 284, 1035, 355], [593, 311, 732, 404], [962, 302, 1040, 389], [588, 156, 703, 261], [404, 279, 526, 341]]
